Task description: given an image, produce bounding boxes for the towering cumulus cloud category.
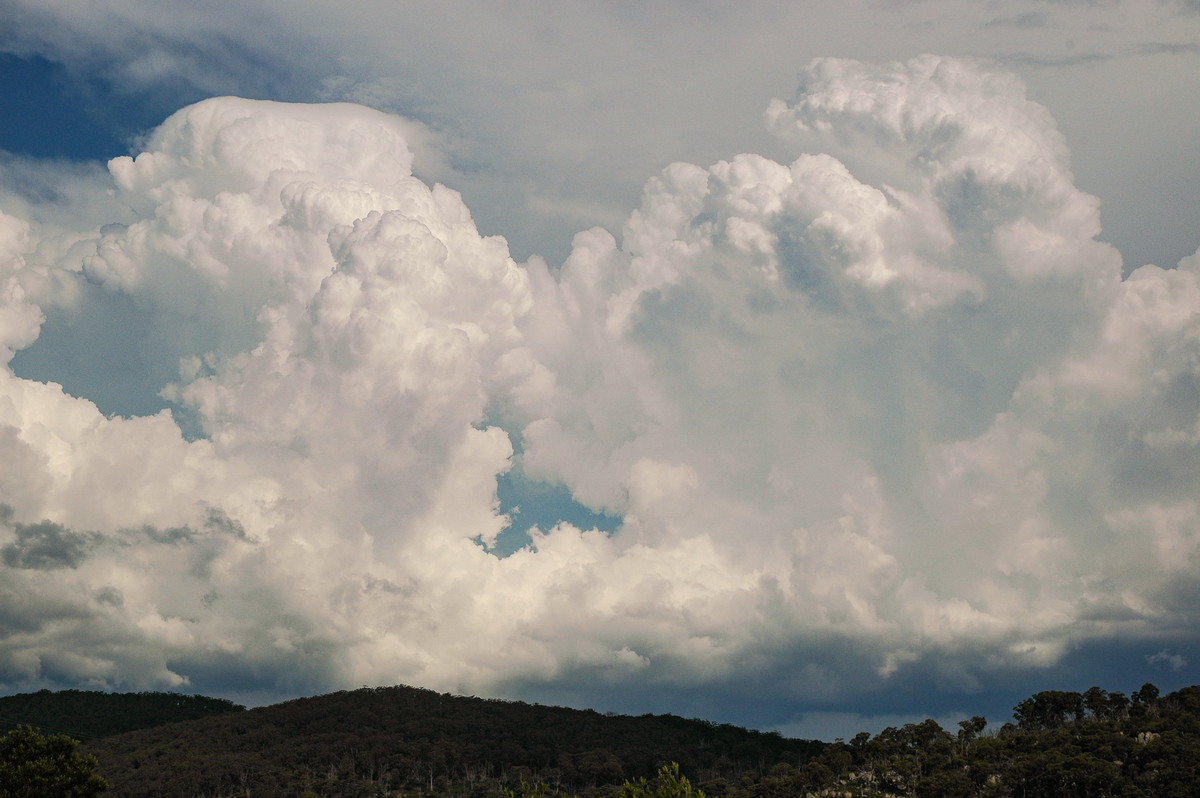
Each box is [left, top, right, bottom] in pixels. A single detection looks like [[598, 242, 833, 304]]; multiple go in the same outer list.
[[1, 57, 1197, 716]]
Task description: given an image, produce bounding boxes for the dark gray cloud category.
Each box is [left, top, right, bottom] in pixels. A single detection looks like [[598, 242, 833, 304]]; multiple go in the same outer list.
[[1, 512, 95, 570], [202, 507, 251, 542]]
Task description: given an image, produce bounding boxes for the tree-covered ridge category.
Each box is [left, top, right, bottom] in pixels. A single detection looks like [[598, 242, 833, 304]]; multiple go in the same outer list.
[[730, 683, 1200, 798], [0, 690, 244, 741], [9, 682, 1200, 796], [82, 685, 822, 797]]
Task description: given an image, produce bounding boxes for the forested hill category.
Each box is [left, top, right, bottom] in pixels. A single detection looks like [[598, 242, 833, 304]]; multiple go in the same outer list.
[[80, 684, 822, 797], [9, 682, 1199, 796], [0, 689, 243, 740]]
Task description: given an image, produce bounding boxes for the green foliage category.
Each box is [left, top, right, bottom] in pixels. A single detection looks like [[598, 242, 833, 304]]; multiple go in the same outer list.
[[956, 715, 986, 745], [619, 762, 705, 798], [1013, 689, 1086, 730], [0, 725, 108, 797], [1132, 682, 1160, 705], [727, 681, 1200, 798], [499, 778, 551, 798]]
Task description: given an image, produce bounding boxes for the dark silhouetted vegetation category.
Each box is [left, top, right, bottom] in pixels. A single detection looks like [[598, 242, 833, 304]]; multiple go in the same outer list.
[[78, 685, 821, 796], [0, 690, 243, 741], [727, 682, 1200, 797], [4, 681, 1198, 796]]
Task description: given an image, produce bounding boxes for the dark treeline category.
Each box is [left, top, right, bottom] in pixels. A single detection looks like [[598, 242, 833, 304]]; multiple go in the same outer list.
[[3, 681, 1198, 796], [731, 682, 1200, 798], [0, 689, 243, 741], [77, 685, 822, 797]]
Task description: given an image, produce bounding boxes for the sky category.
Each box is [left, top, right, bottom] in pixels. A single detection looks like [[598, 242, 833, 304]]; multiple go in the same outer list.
[[0, 1, 1198, 742]]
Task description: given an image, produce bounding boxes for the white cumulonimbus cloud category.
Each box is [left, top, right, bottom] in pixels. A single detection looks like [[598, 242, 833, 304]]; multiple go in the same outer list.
[[0, 57, 1197, 710]]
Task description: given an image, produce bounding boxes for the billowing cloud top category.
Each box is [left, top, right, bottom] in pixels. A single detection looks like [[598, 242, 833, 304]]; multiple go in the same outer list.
[[1, 56, 1197, 719]]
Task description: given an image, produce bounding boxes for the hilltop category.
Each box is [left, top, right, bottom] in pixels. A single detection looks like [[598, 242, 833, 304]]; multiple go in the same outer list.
[[71, 685, 818, 796]]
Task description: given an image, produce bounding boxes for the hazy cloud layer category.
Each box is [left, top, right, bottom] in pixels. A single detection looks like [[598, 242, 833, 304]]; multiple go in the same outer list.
[[0, 55, 1198, 727]]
